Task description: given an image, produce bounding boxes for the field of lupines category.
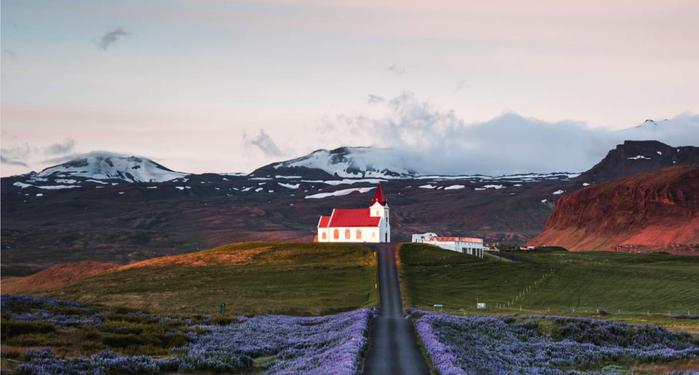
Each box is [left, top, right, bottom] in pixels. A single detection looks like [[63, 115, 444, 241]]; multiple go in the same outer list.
[[413, 309, 699, 374], [1, 295, 373, 374]]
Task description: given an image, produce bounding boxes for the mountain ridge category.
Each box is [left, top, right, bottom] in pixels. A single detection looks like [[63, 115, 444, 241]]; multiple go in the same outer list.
[[578, 140, 699, 182]]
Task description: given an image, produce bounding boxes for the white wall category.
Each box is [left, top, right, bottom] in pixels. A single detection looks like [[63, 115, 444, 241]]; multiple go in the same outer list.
[[370, 202, 385, 217], [413, 239, 485, 255], [370, 202, 390, 242], [317, 228, 329, 242], [321, 227, 381, 243]]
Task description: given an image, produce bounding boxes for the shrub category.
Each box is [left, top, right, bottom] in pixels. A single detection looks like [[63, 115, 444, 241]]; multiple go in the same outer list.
[[101, 333, 147, 348], [5, 332, 63, 347], [100, 322, 145, 335], [1, 318, 56, 337]]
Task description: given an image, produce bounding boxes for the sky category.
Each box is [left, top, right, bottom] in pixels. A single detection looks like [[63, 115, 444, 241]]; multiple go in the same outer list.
[[2, 0, 698, 176]]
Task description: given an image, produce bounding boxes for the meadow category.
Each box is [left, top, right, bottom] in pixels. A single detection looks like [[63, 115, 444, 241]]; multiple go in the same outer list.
[[399, 244, 699, 330], [414, 309, 699, 374], [50, 242, 378, 316], [1, 295, 373, 374]]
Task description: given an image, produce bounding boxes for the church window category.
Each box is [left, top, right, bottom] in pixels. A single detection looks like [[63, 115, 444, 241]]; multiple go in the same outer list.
[[333, 229, 339, 240], [356, 229, 362, 240], [345, 229, 351, 239]]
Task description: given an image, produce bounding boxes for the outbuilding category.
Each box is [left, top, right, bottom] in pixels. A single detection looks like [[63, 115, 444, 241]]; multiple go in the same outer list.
[[412, 232, 485, 257]]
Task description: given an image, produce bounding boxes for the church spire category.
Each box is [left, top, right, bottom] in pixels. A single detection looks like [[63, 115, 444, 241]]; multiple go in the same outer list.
[[370, 183, 387, 206]]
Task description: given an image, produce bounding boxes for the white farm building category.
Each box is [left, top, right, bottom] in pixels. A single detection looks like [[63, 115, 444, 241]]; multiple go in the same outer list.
[[316, 183, 390, 243], [412, 233, 485, 257]]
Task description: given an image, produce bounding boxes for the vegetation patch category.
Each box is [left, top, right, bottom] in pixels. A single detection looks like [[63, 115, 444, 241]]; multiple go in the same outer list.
[[413, 310, 699, 374], [1, 295, 374, 374], [50, 242, 378, 316], [399, 244, 699, 328]]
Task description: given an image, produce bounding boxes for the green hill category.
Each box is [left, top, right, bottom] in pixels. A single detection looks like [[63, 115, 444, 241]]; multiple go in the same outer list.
[[399, 244, 699, 329], [49, 242, 378, 316]]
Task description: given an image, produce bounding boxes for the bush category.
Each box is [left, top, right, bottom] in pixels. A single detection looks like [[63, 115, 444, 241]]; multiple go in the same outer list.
[[101, 333, 147, 348], [100, 322, 145, 335], [5, 333, 63, 347], [162, 332, 188, 347], [1, 318, 56, 337], [2, 350, 22, 359], [82, 327, 103, 341]]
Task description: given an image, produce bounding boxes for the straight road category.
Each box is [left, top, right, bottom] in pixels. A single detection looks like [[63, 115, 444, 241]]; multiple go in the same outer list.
[[363, 244, 429, 375]]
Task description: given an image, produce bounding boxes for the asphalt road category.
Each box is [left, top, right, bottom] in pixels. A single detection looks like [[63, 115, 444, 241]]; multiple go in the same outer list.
[[363, 244, 429, 375]]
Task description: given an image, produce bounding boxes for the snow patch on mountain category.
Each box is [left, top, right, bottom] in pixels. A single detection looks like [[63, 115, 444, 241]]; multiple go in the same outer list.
[[262, 147, 416, 178], [278, 182, 299, 189], [305, 186, 376, 199], [444, 185, 465, 190], [627, 155, 651, 160], [37, 152, 186, 183]]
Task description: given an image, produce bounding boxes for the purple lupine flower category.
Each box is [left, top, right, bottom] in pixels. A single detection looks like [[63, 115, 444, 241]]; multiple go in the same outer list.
[[413, 310, 699, 375], [9, 294, 375, 375]]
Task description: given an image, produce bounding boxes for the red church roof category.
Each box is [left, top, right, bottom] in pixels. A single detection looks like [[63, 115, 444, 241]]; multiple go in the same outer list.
[[318, 216, 331, 228], [325, 208, 381, 228], [370, 183, 387, 206]]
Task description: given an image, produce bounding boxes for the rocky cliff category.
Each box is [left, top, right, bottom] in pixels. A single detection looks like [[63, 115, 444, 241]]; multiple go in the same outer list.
[[529, 165, 699, 254]]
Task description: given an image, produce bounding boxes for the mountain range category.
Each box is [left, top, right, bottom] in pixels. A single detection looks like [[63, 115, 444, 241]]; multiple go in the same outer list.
[[2, 140, 698, 275]]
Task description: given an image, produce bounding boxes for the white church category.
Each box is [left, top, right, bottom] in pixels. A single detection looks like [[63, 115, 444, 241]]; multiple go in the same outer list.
[[316, 183, 391, 243]]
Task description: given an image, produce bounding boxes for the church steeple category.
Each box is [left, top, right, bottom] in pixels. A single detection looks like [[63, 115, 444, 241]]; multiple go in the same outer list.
[[370, 183, 387, 206]]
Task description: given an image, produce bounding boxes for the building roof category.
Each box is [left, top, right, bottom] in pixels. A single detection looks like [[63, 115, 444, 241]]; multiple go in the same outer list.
[[326, 208, 381, 228], [370, 183, 387, 206], [433, 236, 483, 243], [318, 216, 331, 228]]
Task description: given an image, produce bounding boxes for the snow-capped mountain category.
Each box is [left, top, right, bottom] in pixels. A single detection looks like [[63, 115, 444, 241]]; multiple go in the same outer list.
[[37, 152, 186, 183], [32, 152, 186, 185], [251, 147, 417, 179]]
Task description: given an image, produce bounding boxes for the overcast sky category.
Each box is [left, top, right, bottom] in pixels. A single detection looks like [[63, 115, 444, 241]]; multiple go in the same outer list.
[[2, 0, 698, 176]]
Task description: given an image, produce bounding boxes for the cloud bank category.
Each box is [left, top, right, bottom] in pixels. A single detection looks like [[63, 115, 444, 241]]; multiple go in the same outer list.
[[320, 92, 699, 175], [0, 138, 77, 171]]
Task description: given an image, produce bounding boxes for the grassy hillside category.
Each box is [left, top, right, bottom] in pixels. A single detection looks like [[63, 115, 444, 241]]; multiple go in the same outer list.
[[399, 244, 699, 328], [48, 242, 377, 316]]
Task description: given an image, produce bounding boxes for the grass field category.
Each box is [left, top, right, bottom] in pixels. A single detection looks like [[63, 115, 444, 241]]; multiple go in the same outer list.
[[399, 244, 699, 330], [49, 242, 378, 316]]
